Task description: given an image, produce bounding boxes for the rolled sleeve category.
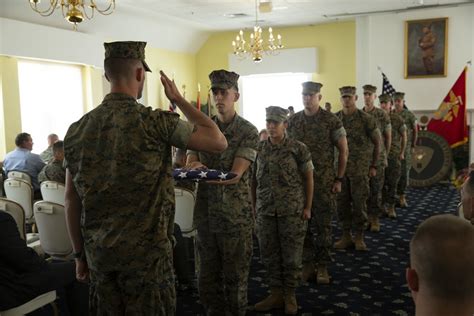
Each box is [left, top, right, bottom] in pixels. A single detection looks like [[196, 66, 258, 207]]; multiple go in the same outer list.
[[300, 160, 314, 173], [235, 147, 257, 163], [169, 120, 195, 149], [331, 127, 346, 144]]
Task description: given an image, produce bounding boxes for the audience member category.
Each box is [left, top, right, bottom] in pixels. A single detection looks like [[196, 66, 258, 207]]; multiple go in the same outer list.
[[40, 134, 59, 163], [3, 132, 45, 196], [461, 167, 474, 224], [287, 106, 295, 117], [64, 41, 226, 315], [325, 102, 332, 112], [407, 214, 474, 315], [0, 211, 88, 315], [38, 140, 66, 184]]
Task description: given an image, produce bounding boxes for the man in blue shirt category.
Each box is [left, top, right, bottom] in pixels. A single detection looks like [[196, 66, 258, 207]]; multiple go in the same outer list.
[[3, 133, 45, 196]]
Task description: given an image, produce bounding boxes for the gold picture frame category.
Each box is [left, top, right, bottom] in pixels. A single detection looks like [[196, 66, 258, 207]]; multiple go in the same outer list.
[[405, 17, 448, 78]]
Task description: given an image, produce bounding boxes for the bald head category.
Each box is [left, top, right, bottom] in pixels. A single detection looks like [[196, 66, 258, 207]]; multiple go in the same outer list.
[[410, 214, 474, 301]]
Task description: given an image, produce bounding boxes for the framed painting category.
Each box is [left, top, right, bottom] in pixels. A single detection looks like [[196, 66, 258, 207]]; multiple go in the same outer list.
[[405, 17, 448, 78]]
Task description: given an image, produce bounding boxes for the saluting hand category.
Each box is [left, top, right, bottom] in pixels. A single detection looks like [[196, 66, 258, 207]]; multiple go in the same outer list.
[[160, 70, 182, 104]]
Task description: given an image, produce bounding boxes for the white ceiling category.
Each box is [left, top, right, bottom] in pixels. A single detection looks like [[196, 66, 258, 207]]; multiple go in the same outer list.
[[1, 0, 473, 52]]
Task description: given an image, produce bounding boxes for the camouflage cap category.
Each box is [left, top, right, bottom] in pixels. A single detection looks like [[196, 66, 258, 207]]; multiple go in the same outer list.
[[209, 69, 240, 90], [266, 106, 289, 122], [104, 41, 151, 72], [302, 81, 323, 94], [393, 91, 405, 100], [378, 93, 392, 103], [339, 86, 357, 97], [362, 84, 377, 94]]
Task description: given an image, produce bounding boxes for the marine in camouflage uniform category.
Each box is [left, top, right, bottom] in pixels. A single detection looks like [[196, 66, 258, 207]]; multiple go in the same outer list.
[[187, 70, 258, 316], [40, 134, 59, 164], [379, 94, 407, 218], [64, 41, 225, 315], [362, 85, 392, 232], [252, 106, 314, 315], [287, 81, 348, 284], [38, 140, 66, 184], [334, 86, 381, 251], [394, 92, 418, 207]]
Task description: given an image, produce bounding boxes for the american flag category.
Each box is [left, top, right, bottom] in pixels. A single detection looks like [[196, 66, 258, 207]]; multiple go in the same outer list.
[[382, 72, 396, 96]]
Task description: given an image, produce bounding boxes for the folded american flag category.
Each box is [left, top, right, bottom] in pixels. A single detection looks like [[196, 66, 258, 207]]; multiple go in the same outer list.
[[172, 168, 237, 182]]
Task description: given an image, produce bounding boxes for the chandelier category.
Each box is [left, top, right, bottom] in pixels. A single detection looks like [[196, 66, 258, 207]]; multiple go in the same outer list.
[[29, 0, 115, 29], [231, 0, 284, 63]]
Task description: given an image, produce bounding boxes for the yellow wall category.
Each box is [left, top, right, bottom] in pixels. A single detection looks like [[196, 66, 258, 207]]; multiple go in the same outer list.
[[196, 21, 356, 109]]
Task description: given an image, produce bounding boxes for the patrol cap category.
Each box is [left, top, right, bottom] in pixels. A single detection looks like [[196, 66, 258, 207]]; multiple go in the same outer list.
[[393, 92, 405, 100], [378, 94, 392, 103], [209, 69, 240, 90], [339, 86, 357, 97], [104, 41, 152, 72], [302, 81, 323, 94], [266, 106, 289, 123], [362, 84, 377, 94]]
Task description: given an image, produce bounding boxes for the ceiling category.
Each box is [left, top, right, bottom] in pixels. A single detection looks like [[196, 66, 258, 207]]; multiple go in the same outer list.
[[2, 0, 474, 32]]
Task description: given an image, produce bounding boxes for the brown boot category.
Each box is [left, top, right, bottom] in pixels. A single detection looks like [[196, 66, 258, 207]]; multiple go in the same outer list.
[[301, 262, 316, 282], [334, 230, 353, 249], [284, 288, 298, 315], [254, 287, 284, 312], [386, 205, 397, 218], [316, 264, 330, 284], [353, 231, 368, 251], [370, 216, 380, 232], [399, 194, 408, 208]]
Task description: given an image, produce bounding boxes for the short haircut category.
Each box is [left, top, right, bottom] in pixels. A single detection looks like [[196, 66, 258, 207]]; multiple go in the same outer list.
[[15, 133, 31, 147], [104, 58, 142, 82], [52, 141, 64, 155], [48, 134, 58, 140], [410, 214, 474, 300]]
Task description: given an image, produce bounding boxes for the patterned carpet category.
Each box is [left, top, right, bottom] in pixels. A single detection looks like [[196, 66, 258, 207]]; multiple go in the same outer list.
[[176, 184, 460, 315]]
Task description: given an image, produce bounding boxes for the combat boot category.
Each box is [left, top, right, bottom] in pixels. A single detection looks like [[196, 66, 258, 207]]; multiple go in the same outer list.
[[334, 230, 353, 249], [386, 205, 397, 218], [254, 287, 284, 312], [284, 288, 298, 315], [370, 216, 380, 232], [316, 264, 330, 284], [353, 231, 368, 251], [301, 262, 316, 282], [399, 194, 408, 208]]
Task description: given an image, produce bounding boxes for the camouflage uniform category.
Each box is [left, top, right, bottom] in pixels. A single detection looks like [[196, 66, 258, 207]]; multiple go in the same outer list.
[[174, 179, 196, 192], [39, 147, 54, 164], [64, 40, 193, 316], [38, 159, 65, 184], [254, 135, 313, 289], [287, 109, 345, 265], [383, 113, 407, 208], [397, 108, 417, 196], [363, 106, 391, 219], [335, 109, 380, 231], [189, 114, 258, 316]]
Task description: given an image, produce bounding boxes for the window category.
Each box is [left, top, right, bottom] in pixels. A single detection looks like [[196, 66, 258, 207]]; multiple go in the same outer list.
[[241, 72, 311, 132], [17, 60, 84, 153]]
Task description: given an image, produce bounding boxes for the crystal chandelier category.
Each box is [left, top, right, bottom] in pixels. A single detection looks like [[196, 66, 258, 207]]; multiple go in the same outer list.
[[231, 0, 284, 63], [29, 0, 115, 29]]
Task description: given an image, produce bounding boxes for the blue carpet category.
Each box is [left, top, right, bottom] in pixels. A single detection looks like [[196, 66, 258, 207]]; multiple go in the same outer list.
[[176, 184, 460, 315]]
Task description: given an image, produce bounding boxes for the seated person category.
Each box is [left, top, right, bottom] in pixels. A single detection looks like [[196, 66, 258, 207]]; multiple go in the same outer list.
[[0, 210, 88, 315], [406, 214, 474, 316], [40, 133, 59, 164], [38, 141, 66, 184], [3, 133, 45, 196], [173, 148, 196, 192], [460, 167, 474, 224]]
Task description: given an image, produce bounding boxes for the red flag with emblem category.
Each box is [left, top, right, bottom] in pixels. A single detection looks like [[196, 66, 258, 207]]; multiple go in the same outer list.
[[427, 67, 468, 148]]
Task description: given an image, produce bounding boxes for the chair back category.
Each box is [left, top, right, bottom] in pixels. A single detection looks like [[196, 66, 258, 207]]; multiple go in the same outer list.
[[7, 170, 32, 184], [174, 188, 196, 234], [41, 181, 65, 205], [4, 178, 34, 222], [0, 198, 26, 240], [33, 201, 72, 259]]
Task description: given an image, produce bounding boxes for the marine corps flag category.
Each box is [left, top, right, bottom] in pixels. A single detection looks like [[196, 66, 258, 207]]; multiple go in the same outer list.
[[427, 67, 468, 148]]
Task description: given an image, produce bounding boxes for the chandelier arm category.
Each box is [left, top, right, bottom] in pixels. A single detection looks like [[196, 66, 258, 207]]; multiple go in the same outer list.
[[60, 1, 68, 18], [29, 0, 59, 16], [89, 0, 115, 15]]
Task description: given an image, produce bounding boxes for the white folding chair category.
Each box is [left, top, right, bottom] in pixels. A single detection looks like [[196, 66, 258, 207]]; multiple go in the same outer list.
[[33, 201, 73, 260], [40, 181, 65, 205], [174, 188, 196, 237], [0, 199, 39, 244], [7, 171, 32, 184], [0, 290, 57, 316], [4, 179, 35, 224]]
